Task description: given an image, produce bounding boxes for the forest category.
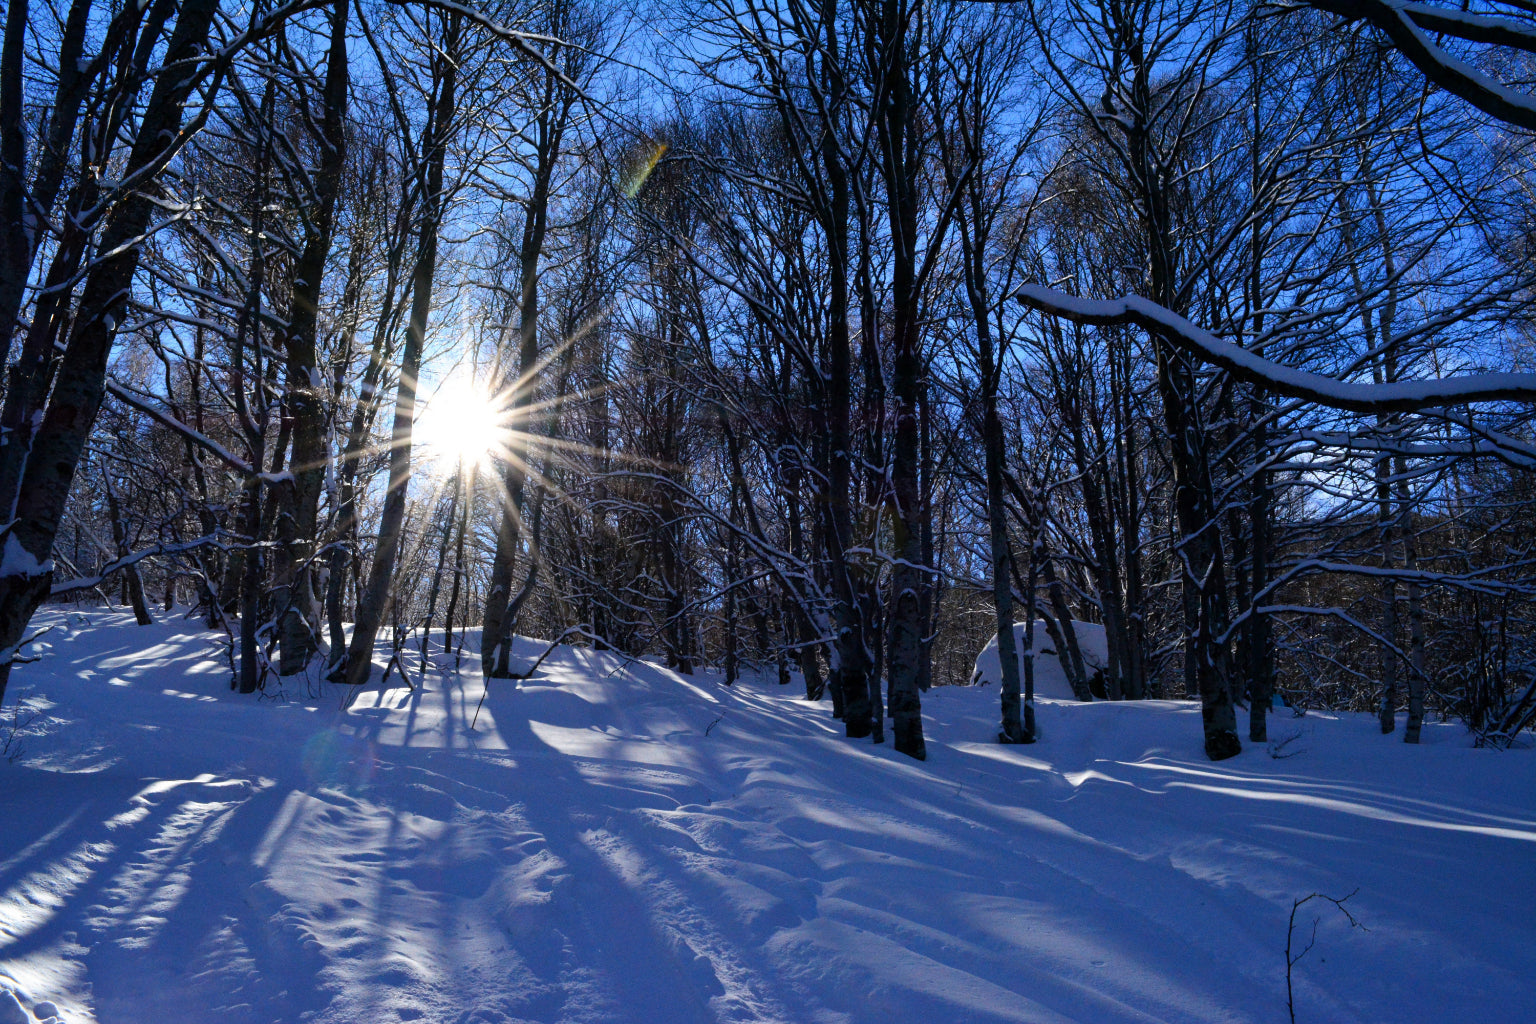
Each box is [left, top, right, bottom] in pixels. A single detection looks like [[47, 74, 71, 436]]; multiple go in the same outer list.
[[2, 2, 1536, 1022], [1, 0, 1534, 767]]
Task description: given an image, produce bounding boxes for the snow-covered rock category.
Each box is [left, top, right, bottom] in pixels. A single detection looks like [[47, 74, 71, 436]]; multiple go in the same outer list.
[[970, 619, 1108, 698]]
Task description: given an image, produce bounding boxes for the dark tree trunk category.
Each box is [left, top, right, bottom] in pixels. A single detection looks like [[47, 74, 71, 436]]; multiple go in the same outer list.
[[0, 0, 222, 704], [1376, 446, 1399, 734], [875, 0, 928, 761], [1106, 0, 1240, 758], [0, 0, 91, 367], [972, 253, 1026, 741], [1247, 395, 1274, 742], [443, 464, 471, 656], [1399, 461, 1427, 742], [0, 0, 29, 367], [274, 0, 349, 676], [343, 19, 459, 688], [1156, 344, 1240, 759], [327, 239, 394, 666], [104, 471, 152, 626], [819, 7, 872, 741]]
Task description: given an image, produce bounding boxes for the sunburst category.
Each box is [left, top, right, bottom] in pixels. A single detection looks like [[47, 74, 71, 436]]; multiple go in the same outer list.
[[414, 372, 509, 472]]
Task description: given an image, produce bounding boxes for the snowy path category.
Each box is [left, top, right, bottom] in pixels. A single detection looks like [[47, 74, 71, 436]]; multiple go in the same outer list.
[[1, 610, 1534, 1023]]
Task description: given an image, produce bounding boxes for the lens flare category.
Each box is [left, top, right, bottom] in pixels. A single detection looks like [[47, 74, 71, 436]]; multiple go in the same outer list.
[[622, 141, 668, 199], [301, 728, 377, 789]]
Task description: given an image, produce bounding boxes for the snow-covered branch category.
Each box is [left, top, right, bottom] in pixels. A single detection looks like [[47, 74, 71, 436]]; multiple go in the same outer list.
[[1301, 0, 1536, 130], [1012, 284, 1536, 414], [105, 381, 255, 477], [49, 534, 225, 596]]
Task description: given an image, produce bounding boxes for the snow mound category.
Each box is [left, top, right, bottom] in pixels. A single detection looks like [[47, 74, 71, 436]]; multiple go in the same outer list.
[[970, 619, 1108, 698], [1, 608, 1533, 1023]]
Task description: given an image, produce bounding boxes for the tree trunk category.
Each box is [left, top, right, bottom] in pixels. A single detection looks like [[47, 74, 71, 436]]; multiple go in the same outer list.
[[0, 0, 29, 368], [876, 0, 928, 761], [0, 0, 91, 368], [343, 22, 459, 688], [0, 0, 222, 704], [443, 463, 471, 656], [104, 470, 152, 626], [327, 239, 394, 665], [1021, 527, 1041, 739], [819, 16, 872, 741], [1114, 0, 1240, 759], [421, 488, 455, 675], [1247, 393, 1274, 742], [1158, 349, 1240, 759], [275, 0, 349, 676], [976, 274, 1026, 741], [1376, 447, 1399, 734], [1398, 460, 1427, 742]]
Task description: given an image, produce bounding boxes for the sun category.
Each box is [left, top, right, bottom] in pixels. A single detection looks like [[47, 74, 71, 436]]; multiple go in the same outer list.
[[415, 373, 507, 471]]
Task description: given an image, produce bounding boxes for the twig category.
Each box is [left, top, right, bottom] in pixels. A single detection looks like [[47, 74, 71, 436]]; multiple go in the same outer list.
[[1, 707, 41, 762], [1287, 889, 1366, 1023], [1269, 730, 1305, 759], [0, 624, 55, 667]]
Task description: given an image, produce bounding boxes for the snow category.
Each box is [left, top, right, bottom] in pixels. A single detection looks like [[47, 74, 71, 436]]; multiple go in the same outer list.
[[1, 608, 1534, 1023], [0, 538, 51, 581], [969, 620, 1107, 699]]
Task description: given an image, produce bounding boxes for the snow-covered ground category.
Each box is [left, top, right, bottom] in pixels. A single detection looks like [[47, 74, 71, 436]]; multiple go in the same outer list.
[[1, 608, 1533, 1024]]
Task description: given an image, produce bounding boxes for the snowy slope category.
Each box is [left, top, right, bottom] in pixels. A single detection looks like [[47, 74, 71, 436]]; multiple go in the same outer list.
[[1, 608, 1534, 1024], [970, 620, 1109, 698]]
